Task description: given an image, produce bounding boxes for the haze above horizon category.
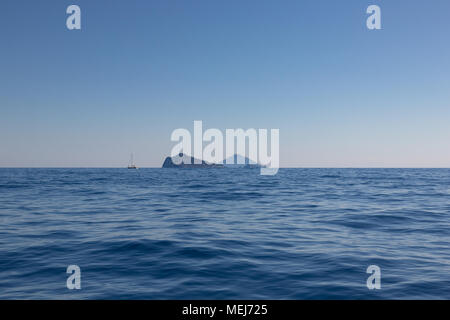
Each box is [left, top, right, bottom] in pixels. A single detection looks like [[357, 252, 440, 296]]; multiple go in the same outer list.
[[1, 0, 449, 167]]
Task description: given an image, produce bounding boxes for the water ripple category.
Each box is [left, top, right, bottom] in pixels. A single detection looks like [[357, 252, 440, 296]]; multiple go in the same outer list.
[[0, 168, 449, 299]]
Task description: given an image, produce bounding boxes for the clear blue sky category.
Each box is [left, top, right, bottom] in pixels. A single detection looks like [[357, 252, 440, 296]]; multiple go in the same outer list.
[[1, 0, 449, 167]]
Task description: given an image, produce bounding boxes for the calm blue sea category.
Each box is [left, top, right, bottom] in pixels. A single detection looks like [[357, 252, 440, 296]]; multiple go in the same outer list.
[[0, 168, 449, 299]]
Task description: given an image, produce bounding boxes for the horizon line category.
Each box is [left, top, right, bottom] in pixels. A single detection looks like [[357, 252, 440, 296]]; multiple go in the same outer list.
[[1, 167, 450, 169]]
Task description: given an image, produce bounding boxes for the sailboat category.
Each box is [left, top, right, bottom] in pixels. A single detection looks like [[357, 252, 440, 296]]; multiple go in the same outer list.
[[128, 153, 138, 169]]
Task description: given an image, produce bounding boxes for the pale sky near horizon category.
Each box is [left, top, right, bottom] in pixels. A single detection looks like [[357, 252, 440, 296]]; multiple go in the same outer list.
[[1, 0, 450, 167]]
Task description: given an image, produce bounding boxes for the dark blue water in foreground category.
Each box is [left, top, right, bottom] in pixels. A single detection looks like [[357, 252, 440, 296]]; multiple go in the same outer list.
[[0, 168, 449, 299]]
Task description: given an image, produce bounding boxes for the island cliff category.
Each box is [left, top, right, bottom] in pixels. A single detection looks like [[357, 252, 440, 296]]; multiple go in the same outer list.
[[162, 153, 223, 168], [162, 153, 261, 168]]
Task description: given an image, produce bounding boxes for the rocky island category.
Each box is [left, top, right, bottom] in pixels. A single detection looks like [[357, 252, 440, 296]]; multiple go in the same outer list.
[[162, 153, 261, 168], [162, 153, 223, 168]]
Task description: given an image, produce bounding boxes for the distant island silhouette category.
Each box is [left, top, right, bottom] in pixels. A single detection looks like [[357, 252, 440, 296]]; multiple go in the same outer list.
[[162, 153, 223, 168], [162, 153, 261, 168]]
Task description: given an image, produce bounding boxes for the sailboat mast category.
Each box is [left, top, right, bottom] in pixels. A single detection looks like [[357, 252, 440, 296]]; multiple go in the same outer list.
[[128, 153, 137, 169]]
